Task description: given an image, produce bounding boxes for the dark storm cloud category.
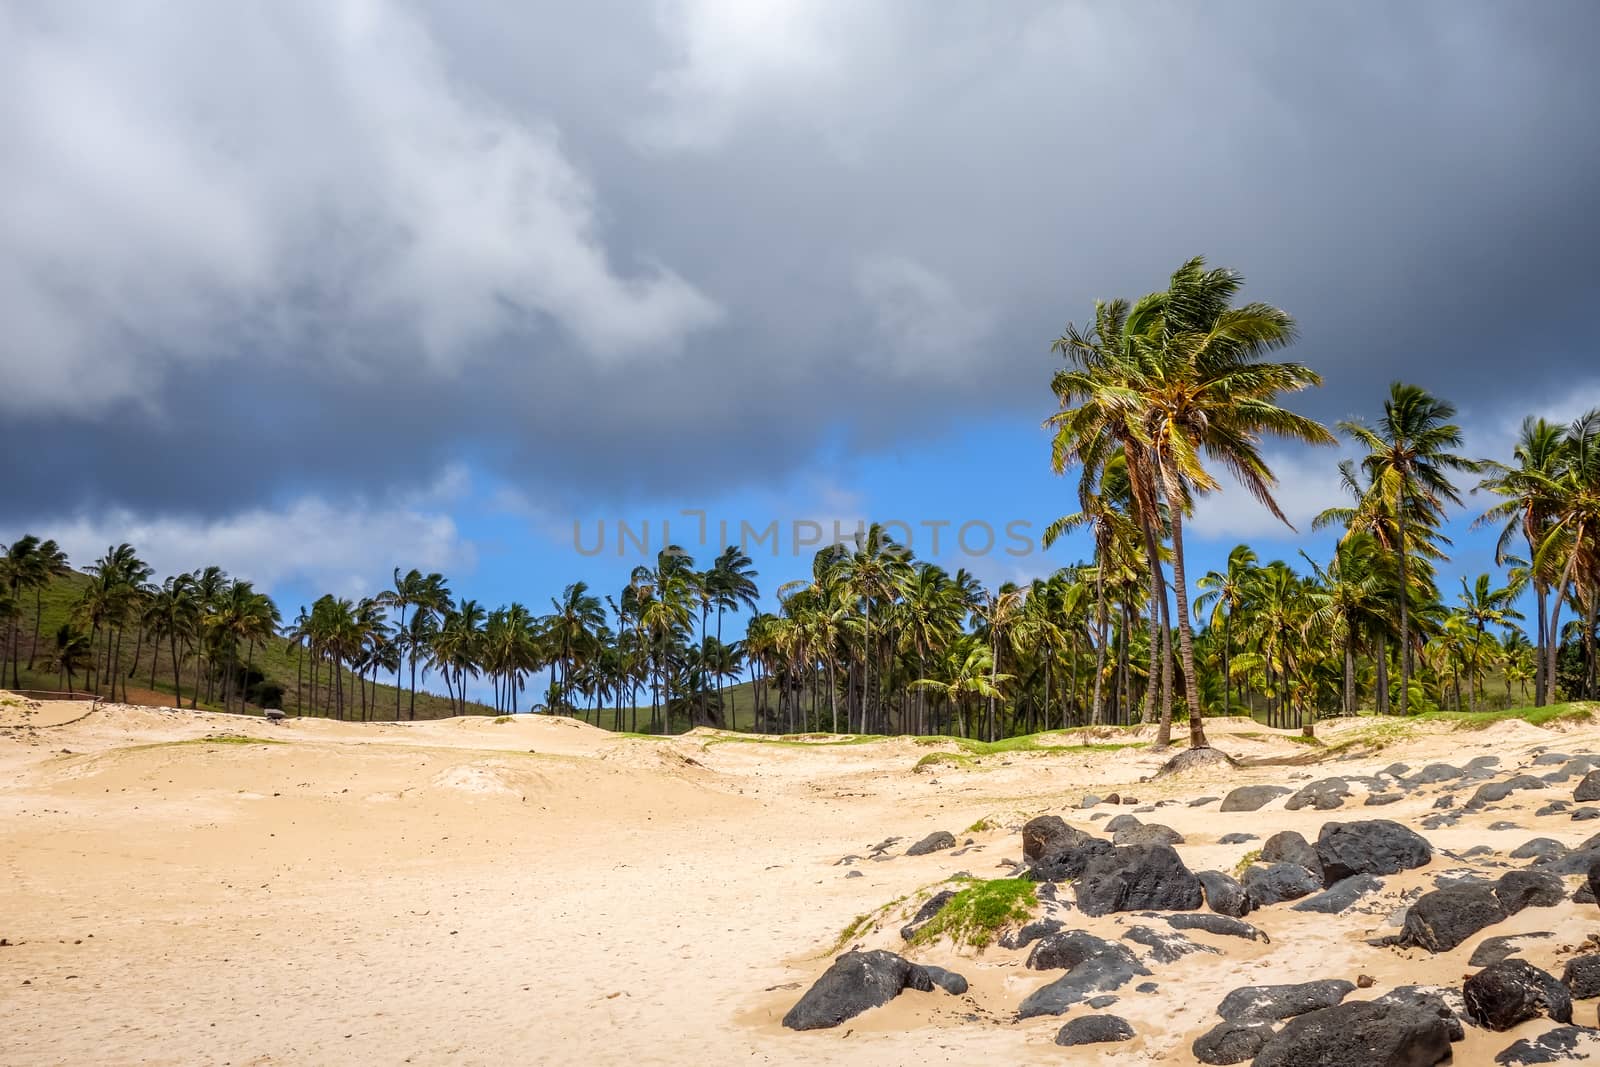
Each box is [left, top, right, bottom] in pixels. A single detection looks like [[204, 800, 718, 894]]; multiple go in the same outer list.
[[2, 0, 1597, 521]]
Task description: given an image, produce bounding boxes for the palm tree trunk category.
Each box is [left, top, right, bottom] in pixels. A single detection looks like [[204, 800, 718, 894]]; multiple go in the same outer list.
[[1534, 584, 1549, 707], [170, 634, 183, 706], [129, 627, 145, 690], [395, 604, 407, 720], [1396, 506, 1411, 716], [1118, 600, 1132, 725], [1222, 613, 1232, 715], [1547, 535, 1583, 705], [244, 639, 255, 713], [113, 626, 127, 702], [860, 600, 872, 736], [1375, 635, 1390, 715], [827, 657, 839, 734], [1091, 571, 1108, 726], [1343, 639, 1355, 716], [29, 587, 44, 671], [1159, 475, 1207, 749], [1142, 552, 1162, 731]]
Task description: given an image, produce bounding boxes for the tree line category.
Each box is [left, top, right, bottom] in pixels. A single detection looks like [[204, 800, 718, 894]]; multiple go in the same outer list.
[[2, 256, 1597, 737]]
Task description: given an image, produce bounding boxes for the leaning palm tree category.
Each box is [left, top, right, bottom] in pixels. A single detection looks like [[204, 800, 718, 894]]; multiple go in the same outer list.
[[1534, 410, 1600, 703], [1050, 299, 1176, 737], [50, 623, 92, 693], [1333, 383, 1479, 716], [1477, 416, 1574, 705], [1129, 257, 1333, 750], [25, 539, 71, 674], [1044, 448, 1143, 727]]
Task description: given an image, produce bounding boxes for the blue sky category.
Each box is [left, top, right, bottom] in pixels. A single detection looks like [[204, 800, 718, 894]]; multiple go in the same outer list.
[[246, 410, 1544, 704]]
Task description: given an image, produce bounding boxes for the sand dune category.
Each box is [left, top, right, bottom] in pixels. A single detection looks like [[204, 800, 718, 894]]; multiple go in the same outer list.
[[4, 694, 1600, 1064]]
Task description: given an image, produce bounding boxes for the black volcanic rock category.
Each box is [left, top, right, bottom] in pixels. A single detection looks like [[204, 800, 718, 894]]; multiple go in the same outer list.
[[1074, 844, 1202, 917], [1315, 819, 1432, 885], [782, 950, 935, 1030], [1465, 959, 1573, 1031]]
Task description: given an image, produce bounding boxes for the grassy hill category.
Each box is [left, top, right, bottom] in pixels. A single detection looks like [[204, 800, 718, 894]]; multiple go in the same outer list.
[[576, 677, 778, 734], [3, 570, 487, 720]]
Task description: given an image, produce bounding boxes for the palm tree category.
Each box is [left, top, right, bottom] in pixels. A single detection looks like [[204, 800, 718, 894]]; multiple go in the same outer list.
[[377, 569, 428, 719], [549, 582, 605, 715], [975, 583, 1027, 741], [1195, 545, 1259, 717], [913, 638, 1010, 739], [207, 580, 280, 713], [2, 535, 42, 687], [1051, 298, 1175, 738], [1301, 535, 1386, 716], [1332, 383, 1479, 716], [432, 598, 486, 716], [81, 544, 152, 701], [24, 539, 70, 674], [840, 524, 910, 734], [743, 612, 780, 732], [1477, 416, 1568, 705], [1044, 449, 1143, 726], [1132, 257, 1333, 750], [144, 574, 200, 706], [1534, 410, 1600, 703], [50, 623, 92, 693], [895, 562, 965, 734], [636, 554, 694, 733], [708, 545, 759, 709], [190, 566, 229, 707]]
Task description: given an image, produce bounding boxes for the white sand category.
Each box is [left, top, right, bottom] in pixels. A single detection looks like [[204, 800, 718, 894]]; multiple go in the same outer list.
[[4, 694, 1600, 1064]]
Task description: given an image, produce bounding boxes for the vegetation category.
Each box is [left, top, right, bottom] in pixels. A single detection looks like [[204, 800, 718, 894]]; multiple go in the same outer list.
[[907, 878, 1037, 950], [3, 257, 1597, 741]]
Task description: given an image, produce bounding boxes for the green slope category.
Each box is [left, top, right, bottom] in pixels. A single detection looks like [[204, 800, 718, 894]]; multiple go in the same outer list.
[[3, 570, 487, 720]]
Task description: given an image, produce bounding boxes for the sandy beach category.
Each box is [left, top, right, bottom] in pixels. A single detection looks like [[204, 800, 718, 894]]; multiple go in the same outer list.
[[4, 694, 1600, 1064]]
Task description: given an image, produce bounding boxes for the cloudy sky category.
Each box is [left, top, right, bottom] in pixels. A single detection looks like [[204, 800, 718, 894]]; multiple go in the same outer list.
[[3, 0, 1598, 647]]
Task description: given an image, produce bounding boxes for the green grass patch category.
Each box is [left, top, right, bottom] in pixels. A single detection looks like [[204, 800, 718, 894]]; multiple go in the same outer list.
[[914, 751, 976, 773], [908, 878, 1037, 950], [1419, 702, 1597, 730], [938, 729, 1149, 757], [1286, 734, 1325, 747], [702, 733, 886, 749], [965, 816, 996, 833], [1232, 849, 1262, 879], [124, 734, 289, 750], [493, 716, 513, 724], [822, 893, 909, 956]]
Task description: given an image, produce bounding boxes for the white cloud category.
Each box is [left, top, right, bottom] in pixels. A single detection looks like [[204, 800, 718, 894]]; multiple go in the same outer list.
[[9, 495, 475, 600], [632, 0, 880, 151], [1460, 377, 1600, 462], [1187, 377, 1600, 544], [0, 0, 720, 416], [1186, 448, 1346, 541], [853, 255, 993, 379]]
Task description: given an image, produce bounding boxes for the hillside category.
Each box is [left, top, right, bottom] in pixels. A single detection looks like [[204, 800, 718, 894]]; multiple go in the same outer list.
[[3, 570, 486, 720]]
